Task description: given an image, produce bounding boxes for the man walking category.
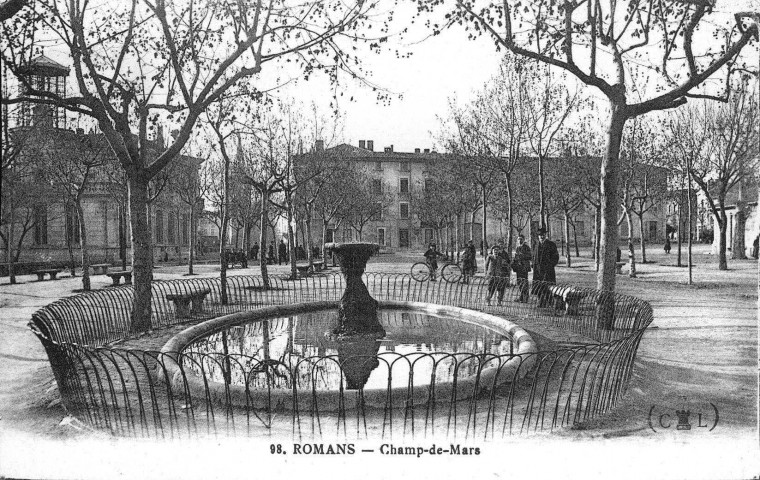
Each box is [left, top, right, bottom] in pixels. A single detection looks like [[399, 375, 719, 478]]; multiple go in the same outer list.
[[532, 227, 559, 306], [278, 239, 287, 265], [512, 234, 532, 302]]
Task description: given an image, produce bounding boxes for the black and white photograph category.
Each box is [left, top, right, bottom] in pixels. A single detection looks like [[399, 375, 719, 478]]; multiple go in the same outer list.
[[0, 0, 758, 478]]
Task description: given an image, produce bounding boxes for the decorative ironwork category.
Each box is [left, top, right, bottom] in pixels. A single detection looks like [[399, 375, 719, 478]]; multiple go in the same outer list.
[[30, 272, 653, 440]]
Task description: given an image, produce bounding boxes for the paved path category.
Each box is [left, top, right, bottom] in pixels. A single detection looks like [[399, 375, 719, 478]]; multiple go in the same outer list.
[[0, 247, 757, 479]]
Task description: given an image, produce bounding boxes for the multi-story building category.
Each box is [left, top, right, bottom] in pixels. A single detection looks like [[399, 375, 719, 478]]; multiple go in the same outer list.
[[1, 56, 203, 271], [305, 141, 668, 253]]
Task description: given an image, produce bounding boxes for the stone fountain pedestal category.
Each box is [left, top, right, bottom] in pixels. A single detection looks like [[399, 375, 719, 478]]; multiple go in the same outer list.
[[325, 242, 385, 337]]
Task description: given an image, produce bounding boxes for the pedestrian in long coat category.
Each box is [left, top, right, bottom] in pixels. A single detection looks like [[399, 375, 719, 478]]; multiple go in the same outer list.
[[512, 234, 532, 302], [485, 245, 510, 305], [532, 227, 559, 306], [461, 240, 477, 284]]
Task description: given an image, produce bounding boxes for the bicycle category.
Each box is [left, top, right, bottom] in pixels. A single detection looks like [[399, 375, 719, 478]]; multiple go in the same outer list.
[[410, 259, 463, 283]]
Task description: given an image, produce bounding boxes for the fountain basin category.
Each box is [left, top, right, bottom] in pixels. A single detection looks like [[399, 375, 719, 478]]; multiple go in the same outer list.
[[159, 300, 537, 411]]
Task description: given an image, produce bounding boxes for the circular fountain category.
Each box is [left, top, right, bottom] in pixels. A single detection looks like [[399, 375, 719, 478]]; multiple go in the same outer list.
[[160, 243, 537, 410]]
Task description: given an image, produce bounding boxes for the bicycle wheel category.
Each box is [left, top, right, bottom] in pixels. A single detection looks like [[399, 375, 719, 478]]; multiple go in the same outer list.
[[410, 262, 431, 282], [441, 263, 463, 283]]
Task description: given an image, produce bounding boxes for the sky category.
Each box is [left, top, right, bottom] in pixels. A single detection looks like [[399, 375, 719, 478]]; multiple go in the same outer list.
[[19, 0, 760, 154]]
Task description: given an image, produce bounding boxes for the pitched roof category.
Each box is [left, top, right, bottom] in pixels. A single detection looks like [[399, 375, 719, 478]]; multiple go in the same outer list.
[[19, 55, 70, 76], [322, 143, 445, 162]]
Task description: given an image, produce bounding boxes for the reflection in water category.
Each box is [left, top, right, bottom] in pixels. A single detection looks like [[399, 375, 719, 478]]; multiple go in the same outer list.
[[183, 309, 514, 391]]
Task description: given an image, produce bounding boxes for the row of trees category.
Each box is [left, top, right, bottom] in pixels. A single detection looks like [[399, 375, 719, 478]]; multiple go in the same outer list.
[[1, 0, 757, 332], [428, 56, 757, 280], [1, 0, 394, 332]]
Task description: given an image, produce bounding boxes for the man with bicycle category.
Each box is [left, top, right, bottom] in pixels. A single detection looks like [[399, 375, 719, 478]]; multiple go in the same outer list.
[[423, 243, 444, 282]]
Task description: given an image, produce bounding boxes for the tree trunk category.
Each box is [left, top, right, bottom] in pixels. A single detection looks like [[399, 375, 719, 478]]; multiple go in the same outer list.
[[305, 209, 314, 270], [687, 165, 694, 284], [596, 106, 626, 329], [455, 213, 461, 263], [6, 208, 16, 284], [594, 206, 601, 267], [219, 158, 230, 306], [128, 174, 153, 333], [538, 154, 546, 230], [119, 204, 128, 271], [505, 174, 513, 253], [286, 192, 297, 279], [572, 221, 579, 257], [677, 195, 683, 267], [717, 212, 728, 270], [564, 212, 571, 267], [75, 201, 91, 291], [259, 196, 271, 288], [188, 207, 196, 275], [626, 211, 637, 278], [321, 219, 329, 263], [637, 214, 647, 263], [65, 215, 77, 278], [481, 184, 488, 255], [732, 207, 747, 260]]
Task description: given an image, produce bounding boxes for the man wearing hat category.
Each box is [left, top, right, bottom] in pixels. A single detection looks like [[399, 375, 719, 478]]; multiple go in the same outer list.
[[532, 227, 559, 306]]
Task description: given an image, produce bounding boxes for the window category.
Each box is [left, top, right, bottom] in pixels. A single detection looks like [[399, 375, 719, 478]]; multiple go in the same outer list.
[[343, 229, 353, 242], [400, 162, 410, 172], [424, 178, 433, 191], [424, 228, 434, 245], [371, 202, 383, 221], [66, 204, 80, 245], [167, 212, 176, 244], [377, 228, 386, 246], [399, 228, 410, 248], [372, 179, 382, 194], [399, 202, 409, 219], [326, 229, 335, 243], [575, 221, 585, 237], [648, 221, 658, 242], [399, 178, 409, 194], [181, 214, 190, 245], [155, 209, 164, 243], [374, 161, 382, 171], [33, 205, 48, 245]]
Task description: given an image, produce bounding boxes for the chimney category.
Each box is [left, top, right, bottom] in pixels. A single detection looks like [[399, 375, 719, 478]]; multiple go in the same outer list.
[[424, 148, 430, 153], [414, 148, 421, 154], [315, 139, 324, 152], [367, 140, 374, 151], [359, 140, 366, 149], [383, 145, 394, 153]]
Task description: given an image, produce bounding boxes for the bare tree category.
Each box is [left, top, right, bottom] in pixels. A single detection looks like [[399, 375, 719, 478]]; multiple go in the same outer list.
[[2, 0, 388, 331], [422, 0, 758, 327], [169, 139, 213, 276], [0, 125, 49, 283], [344, 169, 391, 241], [673, 84, 759, 270], [40, 130, 108, 290]]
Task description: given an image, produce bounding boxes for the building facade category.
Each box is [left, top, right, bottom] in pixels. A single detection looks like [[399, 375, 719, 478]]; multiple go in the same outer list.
[[306, 141, 668, 254], [1, 56, 203, 270]]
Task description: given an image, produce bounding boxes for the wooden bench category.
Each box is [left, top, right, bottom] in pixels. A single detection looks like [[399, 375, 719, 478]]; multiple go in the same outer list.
[[166, 288, 211, 318], [107, 270, 132, 285], [548, 285, 587, 316], [615, 262, 626, 274], [91, 263, 111, 275], [33, 269, 62, 281], [295, 260, 326, 276]]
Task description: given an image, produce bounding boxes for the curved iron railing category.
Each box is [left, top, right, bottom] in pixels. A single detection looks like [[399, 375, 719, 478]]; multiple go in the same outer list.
[[29, 272, 653, 440]]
